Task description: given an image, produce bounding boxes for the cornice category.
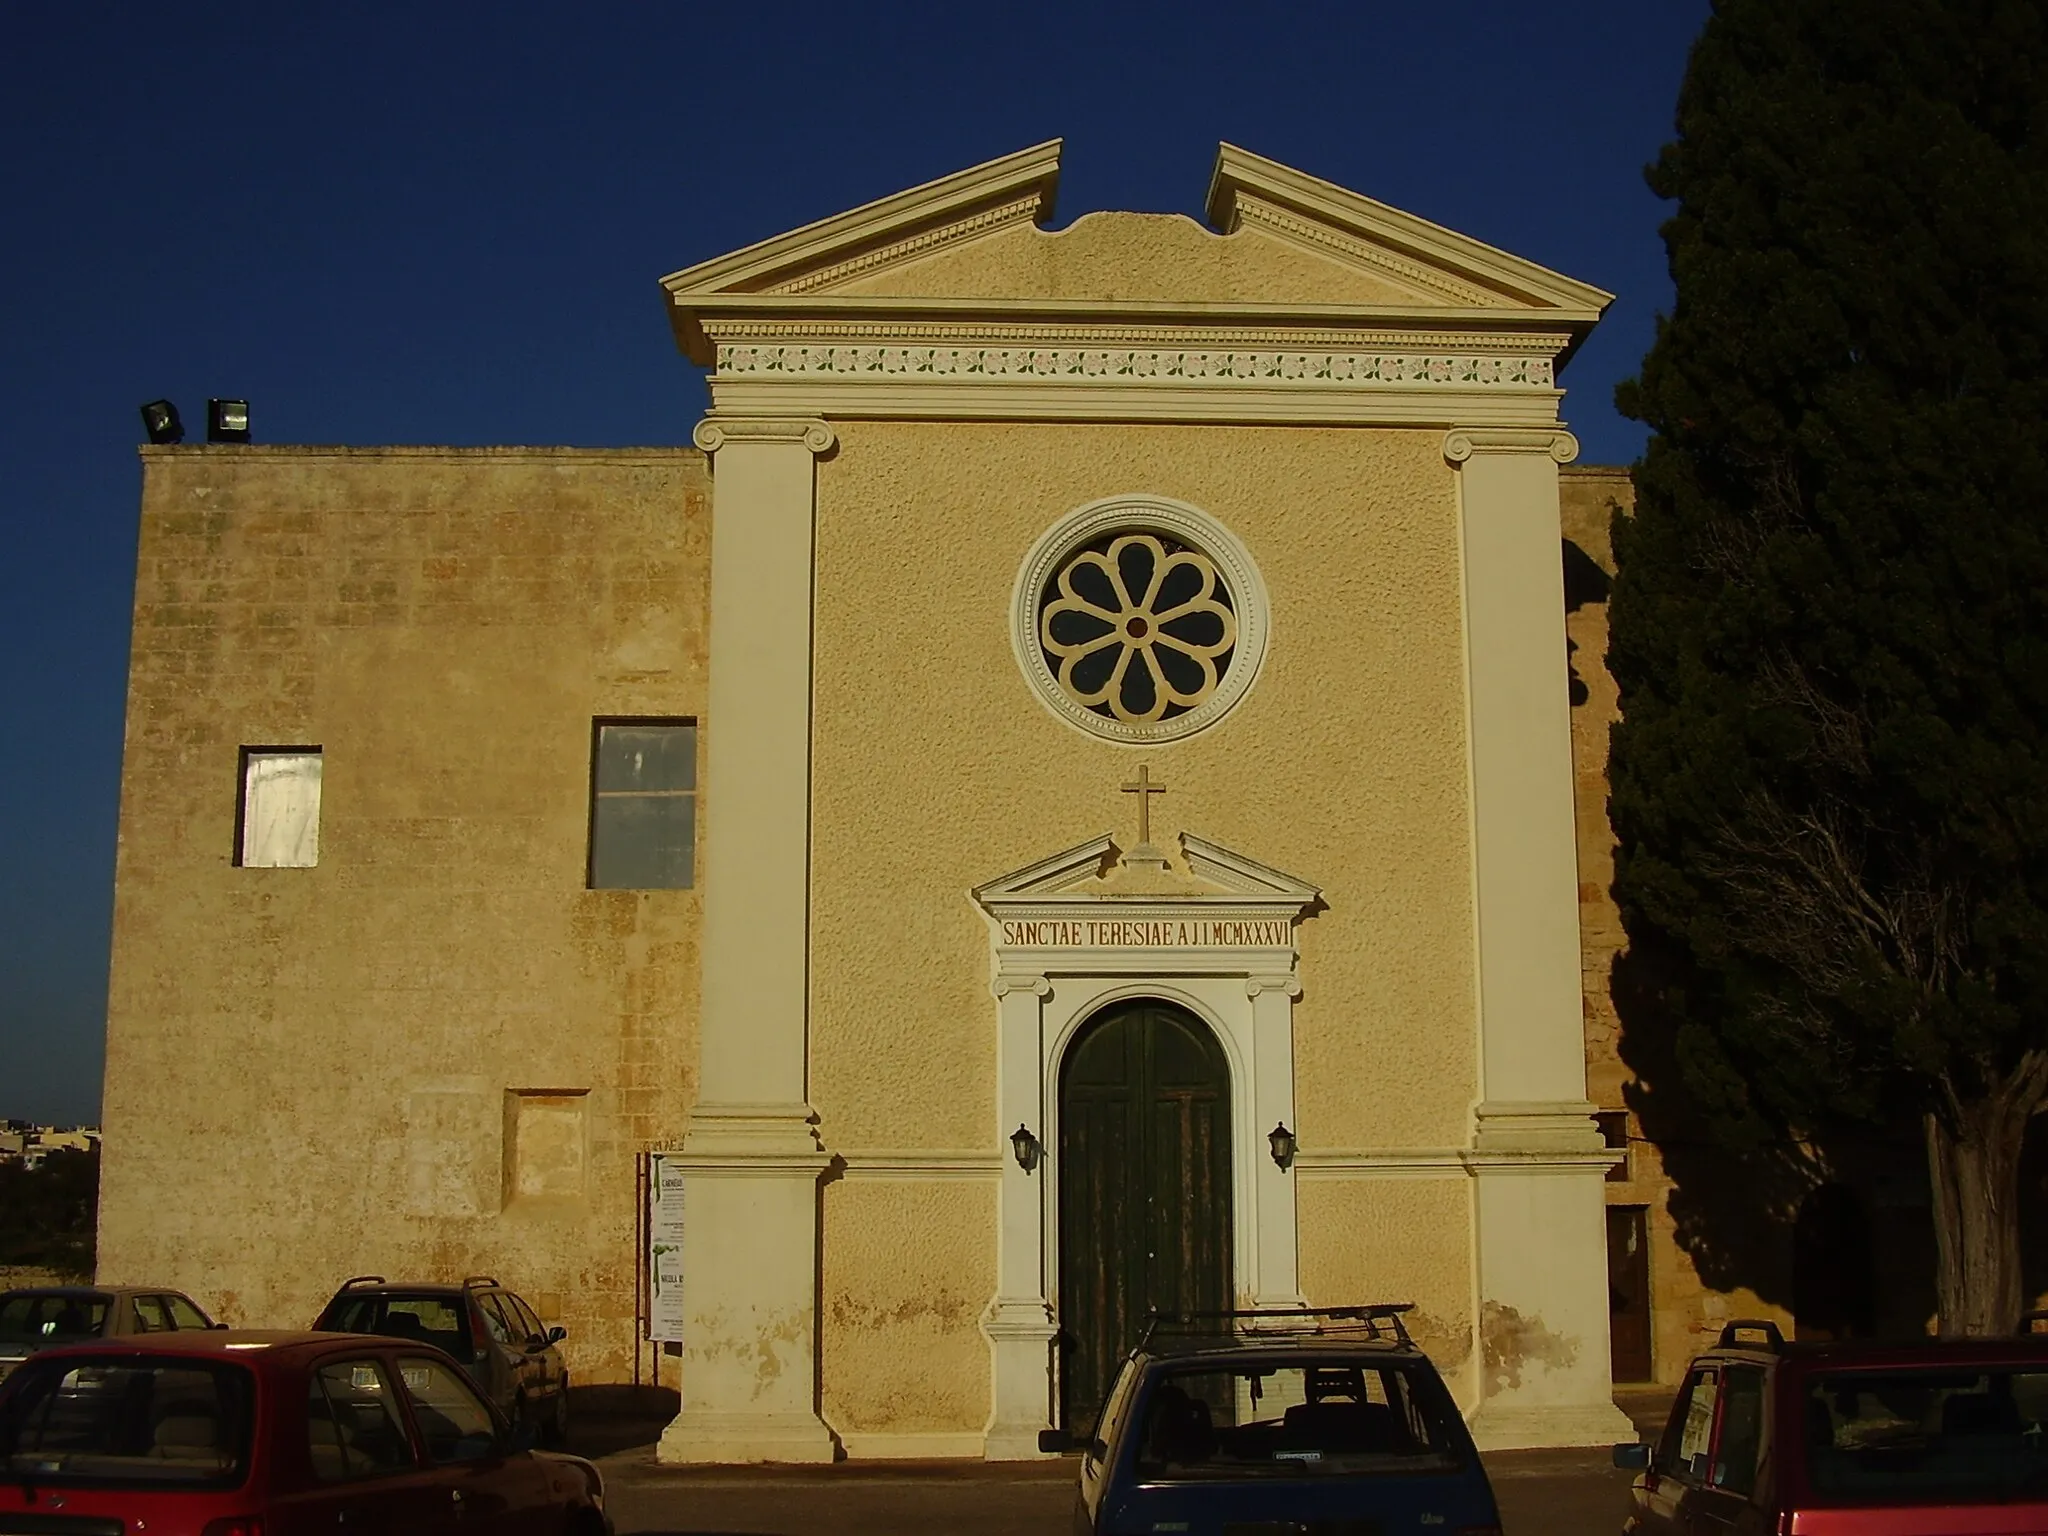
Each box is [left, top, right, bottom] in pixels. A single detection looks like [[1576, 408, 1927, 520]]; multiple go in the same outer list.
[[660, 139, 1061, 299], [702, 318, 1568, 353], [672, 294, 1605, 363], [764, 194, 1040, 296], [1206, 143, 1615, 315], [1234, 196, 1497, 308]]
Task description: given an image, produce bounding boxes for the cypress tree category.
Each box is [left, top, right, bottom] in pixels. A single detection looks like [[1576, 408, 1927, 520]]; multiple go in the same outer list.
[[1609, 0, 2048, 1334]]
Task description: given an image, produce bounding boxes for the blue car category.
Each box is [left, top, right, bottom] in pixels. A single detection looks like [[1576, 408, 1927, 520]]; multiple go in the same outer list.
[[1041, 1306, 1501, 1536]]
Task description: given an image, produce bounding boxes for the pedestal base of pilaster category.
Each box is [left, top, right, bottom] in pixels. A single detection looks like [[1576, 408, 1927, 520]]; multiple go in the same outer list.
[[981, 1298, 1058, 1460], [657, 1409, 839, 1465], [1466, 1397, 1637, 1451]]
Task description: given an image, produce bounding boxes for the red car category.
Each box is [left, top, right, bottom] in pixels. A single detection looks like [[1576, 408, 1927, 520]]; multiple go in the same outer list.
[[0, 1328, 611, 1535], [1614, 1318, 2048, 1534]]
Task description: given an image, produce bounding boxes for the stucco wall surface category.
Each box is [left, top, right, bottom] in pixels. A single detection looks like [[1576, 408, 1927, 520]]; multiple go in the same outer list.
[[843, 212, 1433, 307], [820, 1179, 995, 1441], [805, 420, 1482, 1434], [100, 446, 709, 1387], [1296, 1177, 1476, 1403]]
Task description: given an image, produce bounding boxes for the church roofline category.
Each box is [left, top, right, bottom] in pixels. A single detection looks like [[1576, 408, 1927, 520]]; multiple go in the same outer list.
[[659, 139, 1062, 301], [1205, 143, 1616, 315]]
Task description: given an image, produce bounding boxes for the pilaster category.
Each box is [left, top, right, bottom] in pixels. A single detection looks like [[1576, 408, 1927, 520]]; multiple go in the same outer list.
[[1447, 427, 1634, 1450], [983, 973, 1057, 1460], [658, 416, 838, 1466]]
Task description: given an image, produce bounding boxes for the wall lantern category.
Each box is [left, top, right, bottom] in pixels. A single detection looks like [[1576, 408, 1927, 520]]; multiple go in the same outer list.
[[1010, 1124, 1042, 1173], [1268, 1121, 1297, 1169], [140, 400, 184, 444], [207, 398, 251, 444]]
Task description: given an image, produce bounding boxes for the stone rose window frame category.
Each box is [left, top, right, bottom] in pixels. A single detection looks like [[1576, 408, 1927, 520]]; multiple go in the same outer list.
[[1012, 493, 1270, 745]]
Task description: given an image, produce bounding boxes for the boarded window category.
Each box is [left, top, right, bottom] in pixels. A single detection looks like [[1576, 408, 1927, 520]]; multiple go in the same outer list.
[[504, 1090, 588, 1203], [238, 748, 322, 868], [589, 721, 695, 889]]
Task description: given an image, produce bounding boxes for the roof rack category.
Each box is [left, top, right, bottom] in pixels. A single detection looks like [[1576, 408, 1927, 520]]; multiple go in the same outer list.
[[1139, 1304, 1415, 1351], [1716, 1319, 1785, 1352], [339, 1275, 386, 1290], [461, 1275, 501, 1290]]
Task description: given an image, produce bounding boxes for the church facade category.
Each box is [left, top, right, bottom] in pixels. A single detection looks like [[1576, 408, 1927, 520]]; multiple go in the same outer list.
[[101, 142, 1670, 1459]]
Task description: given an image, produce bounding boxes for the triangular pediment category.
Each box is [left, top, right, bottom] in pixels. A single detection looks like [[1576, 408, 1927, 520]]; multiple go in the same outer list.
[[661, 141, 1611, 360], [972, 832, 1321, 911]]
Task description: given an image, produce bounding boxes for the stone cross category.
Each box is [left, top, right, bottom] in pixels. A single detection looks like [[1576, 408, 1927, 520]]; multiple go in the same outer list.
[[1121, 765, 1166, 846]]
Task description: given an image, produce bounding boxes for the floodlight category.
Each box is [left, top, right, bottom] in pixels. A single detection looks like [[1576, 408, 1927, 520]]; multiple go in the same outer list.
[[207, 398, 251, 443], [140, 400, 184, 444]]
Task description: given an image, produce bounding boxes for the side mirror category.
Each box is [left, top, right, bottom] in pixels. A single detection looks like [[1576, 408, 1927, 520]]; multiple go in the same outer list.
[[1037, 1428, 1074, 1453], [1612, 1442, 1651, 1471], [545, 1325, 566, 1345]]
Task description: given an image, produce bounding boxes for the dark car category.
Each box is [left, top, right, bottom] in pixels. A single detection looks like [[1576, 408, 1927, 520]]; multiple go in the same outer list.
[[1040, 1305, 1502, 1536], [0, 1328, 609, 1535], [312, 1274, 571, 1445], [0, 1285, 217, 1384], [1613, 1316, 2048, 1534]]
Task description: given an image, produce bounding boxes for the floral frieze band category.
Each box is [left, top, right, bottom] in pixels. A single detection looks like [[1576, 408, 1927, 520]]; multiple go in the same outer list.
[[717, 344, 1555, 389]]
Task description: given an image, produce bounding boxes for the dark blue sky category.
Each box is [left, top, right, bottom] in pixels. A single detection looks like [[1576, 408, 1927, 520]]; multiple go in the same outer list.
[[0, 1, 1707, 1124]]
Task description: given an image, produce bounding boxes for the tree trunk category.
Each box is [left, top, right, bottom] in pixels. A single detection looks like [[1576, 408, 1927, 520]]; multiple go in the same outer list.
[[1924, 1059, 2046, 1336]]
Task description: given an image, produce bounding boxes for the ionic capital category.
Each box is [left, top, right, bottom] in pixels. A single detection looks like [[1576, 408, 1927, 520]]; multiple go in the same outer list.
[[692, 416, 836, 455], [1245, 974, 1302, 1000], [991, 973, 1053, 1000], [1442, 427, 1579, 465]]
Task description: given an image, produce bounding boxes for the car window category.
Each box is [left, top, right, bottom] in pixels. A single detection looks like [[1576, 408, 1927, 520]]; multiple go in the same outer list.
[[1659, 1368, 1719, 1481], [1803, 1366, 2048, 1502], [396, 1355, 500, 1464], [478, 1295, 519, 1348], [0, 1356, 254, 1489], [308, 1359, 417, 1481], [166, 1296, 212, 1331], [506, 1294, 544, 1341], [1091, 1359, 1142, 1466], [0, 1295, 110, 1345], [1713, 1365, 1766, 1497], [1129, 1359, 1463, 1480], [323, 1294, 475, 1365], [132, 1296, 173, 1333]]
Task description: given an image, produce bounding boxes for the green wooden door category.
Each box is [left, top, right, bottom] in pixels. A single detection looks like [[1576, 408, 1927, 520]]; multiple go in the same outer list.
[[1057, 998, 1232, 1430]]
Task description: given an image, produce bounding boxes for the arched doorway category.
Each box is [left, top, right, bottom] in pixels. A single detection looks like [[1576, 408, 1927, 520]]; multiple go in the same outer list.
[[1057, 997, 1232, 1429]]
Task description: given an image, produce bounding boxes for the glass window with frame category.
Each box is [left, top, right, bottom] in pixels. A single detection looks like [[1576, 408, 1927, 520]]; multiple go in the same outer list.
[[1130, 1360, 1463, 1480], [307, 1359, 416, 1482], [1659, 1368, 1720, 1482], [1713, 1365, 1766, 1497], [396, 1356, 499, 1465], [588, 721, 696, 890], [1803, 1367, 2048, 1501], [132, 1297, 172, 1333], [238, 748, 322, 868], [165, 1295, 211, 1330], [479, 1295, 519, 1348], [505, 1293, 544, 1342]]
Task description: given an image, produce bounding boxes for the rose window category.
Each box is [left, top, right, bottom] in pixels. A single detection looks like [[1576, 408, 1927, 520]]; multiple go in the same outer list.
[[1039, 533, 1239, 724]]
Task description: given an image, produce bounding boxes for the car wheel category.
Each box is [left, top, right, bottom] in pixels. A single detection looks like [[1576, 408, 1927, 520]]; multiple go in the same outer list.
[[544, 1385, 570, 1448]]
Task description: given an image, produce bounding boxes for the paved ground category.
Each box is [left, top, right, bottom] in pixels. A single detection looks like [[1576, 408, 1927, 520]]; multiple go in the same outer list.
[[585, 1436, 1642, 1535]]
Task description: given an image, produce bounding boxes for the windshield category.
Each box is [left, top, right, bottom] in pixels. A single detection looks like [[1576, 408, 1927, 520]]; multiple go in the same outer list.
[[1133, 1359, 1464, 1480], [1805, 1367, 2048, 1502], [0, 1295, 110, 1350], [0, 1357, 254, 1489], [322, 1295, 475, 1364]]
